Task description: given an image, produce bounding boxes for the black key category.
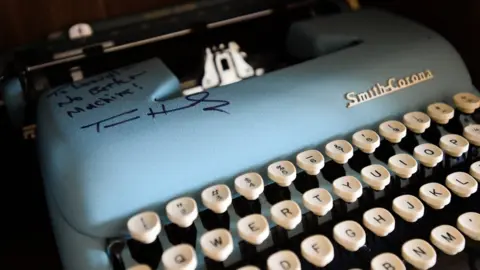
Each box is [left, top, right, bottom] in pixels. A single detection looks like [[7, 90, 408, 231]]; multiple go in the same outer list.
[[107, 239, 127, 270], [421, 122, 443, 144], [398, 130, 419, 154], [321, 161, 346, 183], [348, 151, 371, 173], [374, 140, 396, 164], [232, 196, 261, 218], [127, 237, 163, 270], [165, 223, 197, 248], [293, 172, 319, 194], [200, 209, 230, 230], [264, 183, 291, 205]]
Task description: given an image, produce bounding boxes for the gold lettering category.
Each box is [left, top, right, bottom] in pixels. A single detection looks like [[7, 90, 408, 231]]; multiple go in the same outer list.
[[346, 92, 358, 108], [344, 70, 434, 108], [358, 92, 369, 102]]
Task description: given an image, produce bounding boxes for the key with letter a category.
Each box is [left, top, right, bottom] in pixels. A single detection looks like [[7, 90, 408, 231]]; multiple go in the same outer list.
[[161, 244, 197, 270], [401, 239, 436, 270], [200, 228, 234, 262]]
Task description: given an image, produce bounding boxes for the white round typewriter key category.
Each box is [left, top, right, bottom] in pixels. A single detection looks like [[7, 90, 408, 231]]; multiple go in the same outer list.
[[201, 184, 232, 214], [268, 160, 297, 187], [440, 134, 469, 157], [270, 200, 302, 230], [427, 102, 455, 124], [457, 212, 480, 241], [302, 188, 333, 216], [401, 239, 437, 270], [470, 161, 480, 181], [414, 143, 444, 168], [392, 195, 425, 223], [162, 244, 197, 270], [325, 140, 354, 164], [463, 124, 480, 146], [371, 253, 406, 270], [362, 208, 395, 237], [453, 92, 480, 114], [430, 225, 465, 255], [388, 153, 418, 178], [333, 220, 366, 252], [446, 172, 478, 198], [166, 197, 198, 228], [267, 250, 301, 270], [200, 228, 234, 262], [237, 214, 270, 245], [332, 175, 363, 203], [127, 211, 161, 244], [361, 164, 391, 191], [403, 111, 431, 133], [300, 234, 334, 267], [419, 182, 451, 210], [296, 149, 325, 175], [352, 129, 381, 153], [127, 265, 151, 270], [235, 172, 264, 200], [379, 120, 407, 143], [237, 266, 260, 270]]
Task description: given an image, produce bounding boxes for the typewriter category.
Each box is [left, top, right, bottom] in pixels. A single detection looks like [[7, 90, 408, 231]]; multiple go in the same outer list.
[[2, 0, 480, 269]]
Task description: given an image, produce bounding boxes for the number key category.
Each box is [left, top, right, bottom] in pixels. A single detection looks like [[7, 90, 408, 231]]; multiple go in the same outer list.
[[296, 149, 325, 175], [268, 160, 296, 186]]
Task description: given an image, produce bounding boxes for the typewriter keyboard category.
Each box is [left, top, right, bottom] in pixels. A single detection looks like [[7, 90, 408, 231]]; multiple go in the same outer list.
[[110, 92, 480, 270]]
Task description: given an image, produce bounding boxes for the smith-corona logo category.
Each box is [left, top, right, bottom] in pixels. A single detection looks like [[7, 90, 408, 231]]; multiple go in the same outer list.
[[345, 70, 434, 108]]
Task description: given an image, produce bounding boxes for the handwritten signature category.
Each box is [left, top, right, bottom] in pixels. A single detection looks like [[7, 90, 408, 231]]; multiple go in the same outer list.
[[147, 91, 230, 117], [80, 92, 230, 133]]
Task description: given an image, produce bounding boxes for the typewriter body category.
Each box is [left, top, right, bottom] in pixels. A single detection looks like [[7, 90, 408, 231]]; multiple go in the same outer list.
[[3, 0, 480, 269]]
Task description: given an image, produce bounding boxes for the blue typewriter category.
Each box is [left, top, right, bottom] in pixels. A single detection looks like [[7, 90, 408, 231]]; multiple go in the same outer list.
[[3, 0, 480, 269]]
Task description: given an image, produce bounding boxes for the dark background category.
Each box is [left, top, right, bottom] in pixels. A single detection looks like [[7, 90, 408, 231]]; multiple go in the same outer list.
[[0, 0, 479, 269]]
